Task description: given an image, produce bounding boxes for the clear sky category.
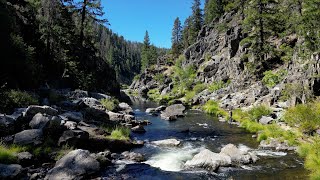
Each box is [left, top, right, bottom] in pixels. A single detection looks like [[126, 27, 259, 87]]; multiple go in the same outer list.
[[102, 0, 205, 48]]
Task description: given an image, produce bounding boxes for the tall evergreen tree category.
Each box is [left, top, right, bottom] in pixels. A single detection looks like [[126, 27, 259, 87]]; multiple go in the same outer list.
[[171, 17, 183, 58], [141, 31, 151, 70], [204, 0, 224, 24], [182, 16, 192, 48], [189, 0, 203, 44]]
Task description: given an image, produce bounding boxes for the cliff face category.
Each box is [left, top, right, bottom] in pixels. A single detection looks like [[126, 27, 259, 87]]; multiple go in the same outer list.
[[130, 10, 320, 109]]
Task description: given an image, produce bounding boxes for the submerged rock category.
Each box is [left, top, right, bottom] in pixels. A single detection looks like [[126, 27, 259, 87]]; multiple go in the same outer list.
[[131, 125, 146, 133], [160, 104, 186, 121], [151, 139, 181, 147], [45, 149, 100, 180]]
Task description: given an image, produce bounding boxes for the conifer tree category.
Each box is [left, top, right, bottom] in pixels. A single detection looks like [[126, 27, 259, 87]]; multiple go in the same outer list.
[[141, 31, 151, 70], [171, 17, 183, 58], [204, 0, 224, 24], [189, 0, 203, 44]]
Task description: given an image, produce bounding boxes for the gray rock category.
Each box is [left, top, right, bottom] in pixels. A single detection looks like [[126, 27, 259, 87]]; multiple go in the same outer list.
[[91, 151, 111, 167], [17, 152, 33, 166], [58, 130, 89, 146], [259, 138, 297, 151], [14, 129, 43, 146], [121, 151, 145, 162], [107, 111, 125, 121], [160, 104, 186, 121], [131, 125, 146, 133], [69, 89, 88, 99], [220, 144, 258, 164], [89, 92, 111, 100], [151, 139, 181, 147], [64, 121, 77, 130], [0, 164, 23, 179], [118, 102, 134, 115], [59, 112, 84, 122], [317, 129, 320, 135], [0, 114, 16, 136], [45, 149, 100, 180], [259, 116, 274, 125], [185, 149, 231, 171], [26, 105, 59, 116], [145, 108, 156, 114], [29, 113, 50, 129], [81, 98, 104, 110], [155, 105, 167, 112]]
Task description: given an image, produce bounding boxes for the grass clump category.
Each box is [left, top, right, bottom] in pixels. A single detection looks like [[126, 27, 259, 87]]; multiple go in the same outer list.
[[262, 70, 287, 88], [101, 98, 119, 111], [0, 143, 26, 164], [193, 83, 207, 94], [107, 126, 131, 141], [283, 102, 320, 134], [147, 89, 161, 101], [247, 105, 272, 121], [208, 80, 230, 93], [298, 136, 320, 180], [55, 144, 74, 160], [203, 100, 228, 117]]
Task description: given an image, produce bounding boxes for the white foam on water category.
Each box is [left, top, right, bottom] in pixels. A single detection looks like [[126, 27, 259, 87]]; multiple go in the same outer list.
[[144, 143, 204, 172], [238, 144, 252, 152], [254, 150, 287, 157]]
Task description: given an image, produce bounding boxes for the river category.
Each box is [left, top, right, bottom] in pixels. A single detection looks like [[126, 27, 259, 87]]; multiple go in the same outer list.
[[103, 98, 308, 179]]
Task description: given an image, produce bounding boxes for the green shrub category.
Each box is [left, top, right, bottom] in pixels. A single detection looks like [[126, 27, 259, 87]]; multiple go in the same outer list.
[[283, 102, 320, 134], [298, 136, 320, 180], [184, 91, 196, 103], [101, 98, 119, 111], [193, 83, 207, 94], [147, 89, 161, 101], [247, 105, 272, 122], [154, 73, 165, 84], [107, 127, 130, 140], [208, 80, 229, 93], [0, 90, 38, 113], [280, 83, 312, 102], [0, 143, 26, 164], [203, 100, 228, 117], [262, 70, 287, 88]]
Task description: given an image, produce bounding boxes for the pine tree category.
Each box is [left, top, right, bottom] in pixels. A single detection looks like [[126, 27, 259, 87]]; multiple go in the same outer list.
[[171, 17, 183, 58], [204, 0, 224, 24], [182, 16, 192, 48], [242, 0, 282, 61], [141, 31, 151, 70], [189, 0, 203, 44]]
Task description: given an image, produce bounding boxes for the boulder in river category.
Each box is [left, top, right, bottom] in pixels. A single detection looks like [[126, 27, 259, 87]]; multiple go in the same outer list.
[[118, 102, 134, 115], [121, 151, 145, 162], [131, 125, 146, 133], [151, 139, 181, 147], [45, 149, 100, 180], [160, 104, 186, 121], [220, 144, 258, 164], [185, 149, 231, 171]]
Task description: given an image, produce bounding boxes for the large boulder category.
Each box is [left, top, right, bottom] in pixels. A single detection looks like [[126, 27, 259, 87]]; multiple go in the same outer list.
[[118, 102, 134, 115], [59, 112, 84, 122], [185, 149, 231, 171], [69, 90, 88, 100], [17, 152, 33, 167], [131, 125, 146, 133], [13, 129, 43, 146], [259, 116, 275, 125], [160, 104, 186, 121], [0, 164, 23, 179], [107, 111, 125, 121], [26, 105, 59, 117], [45, 149, 100, 180], [29, 113, 61, 129], [58, 130, 89, 147], [220, 144, 258, 164], [0, 114, 16, 136], [151, 139, 181, 147], [121, 151, 145, 162]]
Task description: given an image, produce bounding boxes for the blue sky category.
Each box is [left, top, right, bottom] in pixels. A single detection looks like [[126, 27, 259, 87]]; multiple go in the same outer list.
[[102, 0, 205, 48]]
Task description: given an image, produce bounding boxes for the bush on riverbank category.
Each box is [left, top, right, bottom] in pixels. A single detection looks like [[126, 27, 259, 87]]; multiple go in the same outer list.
[[107, 127, 131, 141], [101, 98, 119, 111], [283, 103, 320, 134], [203, 100, 228, 117], [298, 136, 320, 180]]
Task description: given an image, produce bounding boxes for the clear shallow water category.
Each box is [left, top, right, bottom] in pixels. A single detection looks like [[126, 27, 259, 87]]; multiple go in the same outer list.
[[103, 98, 308, 180]]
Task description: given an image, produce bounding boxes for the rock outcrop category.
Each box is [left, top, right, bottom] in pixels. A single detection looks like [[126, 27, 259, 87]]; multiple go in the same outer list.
[[160, 104, 186, 121]]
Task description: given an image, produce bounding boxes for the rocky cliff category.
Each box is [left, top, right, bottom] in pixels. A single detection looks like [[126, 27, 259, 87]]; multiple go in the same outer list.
[[130, 10, 320, 110]]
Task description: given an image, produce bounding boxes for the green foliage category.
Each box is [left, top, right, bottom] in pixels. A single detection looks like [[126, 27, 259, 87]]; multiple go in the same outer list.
[[208, 80, 229, 92], [298, 136, 320, 180], [171, 17, 183, 58], [280, 83, 312, 102], [216, 22, 228, 33], [262, 70, 287, 88], [0, 143, 26, 164], [247, 105, 272, 122], [283, 102, 320, 134], [55, 144, 74, 161], [193, 83, 207, 94], [0, 90, 38, 113], [185, 91, 196, 103], [101, 98, 119, 111], [154, 73, 165, 84], [107, 126, 131, 141], [203, 100, 228, 117], [147, 89, 161, 101], [204, 0, 224, 24]]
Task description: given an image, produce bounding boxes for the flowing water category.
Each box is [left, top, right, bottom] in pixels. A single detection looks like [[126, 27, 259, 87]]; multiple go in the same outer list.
[[103, 98, 308, 180]]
